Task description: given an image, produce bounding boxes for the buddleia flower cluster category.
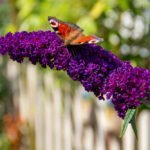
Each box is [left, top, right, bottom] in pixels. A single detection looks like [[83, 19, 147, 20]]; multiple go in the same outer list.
[[0, 31, 149, 118]]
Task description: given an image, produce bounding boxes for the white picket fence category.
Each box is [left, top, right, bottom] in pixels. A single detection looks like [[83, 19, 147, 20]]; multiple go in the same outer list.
[[6, 61, 150, 150]]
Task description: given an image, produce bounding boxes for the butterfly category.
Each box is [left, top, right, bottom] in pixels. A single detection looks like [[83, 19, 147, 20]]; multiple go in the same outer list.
[[48, 16, 103, 46]]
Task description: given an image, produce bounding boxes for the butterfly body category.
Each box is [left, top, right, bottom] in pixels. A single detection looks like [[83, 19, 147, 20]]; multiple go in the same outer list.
[[48, 16, 103, 46]]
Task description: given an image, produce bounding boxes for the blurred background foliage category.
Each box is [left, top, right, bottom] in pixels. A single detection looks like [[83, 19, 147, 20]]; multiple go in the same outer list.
[[0, 0, 149, 149]]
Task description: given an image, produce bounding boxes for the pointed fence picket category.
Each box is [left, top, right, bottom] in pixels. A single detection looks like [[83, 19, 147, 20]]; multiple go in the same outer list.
[[6, 62, 150, 150]]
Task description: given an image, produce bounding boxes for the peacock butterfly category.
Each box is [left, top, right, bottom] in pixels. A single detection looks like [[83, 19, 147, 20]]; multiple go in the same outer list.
[[48, 16, 103, 46]]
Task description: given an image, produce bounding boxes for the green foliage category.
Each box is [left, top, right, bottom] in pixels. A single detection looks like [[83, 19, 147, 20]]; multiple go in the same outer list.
[[0, 134, 10, 150], [130, 113, 138, 139], [120, 109, 137, 138], [0, 3, 11, 35]]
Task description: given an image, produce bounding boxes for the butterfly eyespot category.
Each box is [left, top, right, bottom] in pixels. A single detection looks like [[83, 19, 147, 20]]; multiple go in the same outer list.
[[49, 19, 58, 27], [88, 40, 96, 44], [51, 22, 56, 25]]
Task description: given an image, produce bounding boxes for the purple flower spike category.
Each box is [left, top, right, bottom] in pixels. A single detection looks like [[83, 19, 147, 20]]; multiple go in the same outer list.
[[103, 62, 150, 118], [0, 31, 70, 69], [0, 31, 150, 118]]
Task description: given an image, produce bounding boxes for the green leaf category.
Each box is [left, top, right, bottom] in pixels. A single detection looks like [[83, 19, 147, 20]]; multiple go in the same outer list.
[[130, 114, 138, 139], [120, 109, 136, 138]]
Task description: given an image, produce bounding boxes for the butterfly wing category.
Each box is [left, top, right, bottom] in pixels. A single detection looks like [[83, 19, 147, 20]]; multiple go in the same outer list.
[[70, 34, 104, 45], [58, 23, 84, 45], [48, 16, 103, 45], [48, 16, 83, 45]]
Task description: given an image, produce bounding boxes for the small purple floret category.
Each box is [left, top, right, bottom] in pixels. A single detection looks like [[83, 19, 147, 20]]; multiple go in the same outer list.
[[0, 31, 149, 118]]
